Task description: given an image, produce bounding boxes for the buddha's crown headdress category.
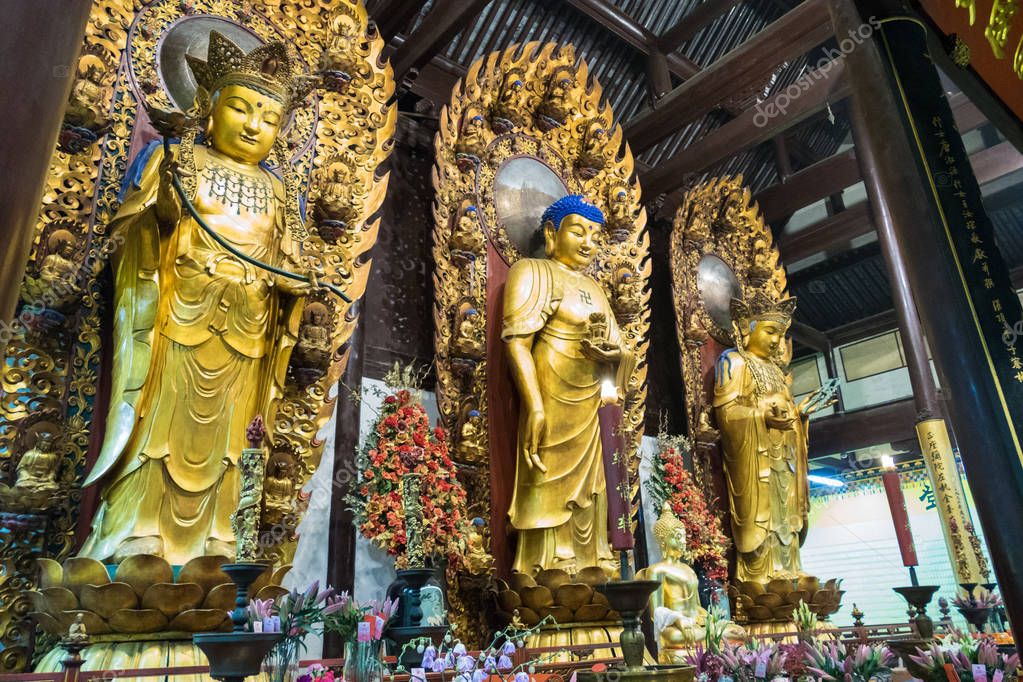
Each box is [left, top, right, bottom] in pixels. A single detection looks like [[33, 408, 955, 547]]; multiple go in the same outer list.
[[653, 502, 687, 548], [730, 291, 796, 327], [541, 194, 605, 230], [185, 31, 318, 112]]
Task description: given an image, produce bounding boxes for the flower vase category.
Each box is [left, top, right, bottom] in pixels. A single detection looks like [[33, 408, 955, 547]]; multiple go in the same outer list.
[[343, 640, 384, 682], [261, 656, 299, 682]]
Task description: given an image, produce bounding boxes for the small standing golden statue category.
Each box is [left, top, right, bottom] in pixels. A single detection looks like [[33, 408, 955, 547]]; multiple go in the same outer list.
[[502, 195, 631, 576], [638, 503, 745, 662], [80, 33, 319, 565], [713, 293, 821, 583]]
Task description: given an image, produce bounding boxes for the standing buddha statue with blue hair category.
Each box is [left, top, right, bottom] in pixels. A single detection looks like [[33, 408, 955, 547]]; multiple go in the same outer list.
[[501, 195, 631, 576]]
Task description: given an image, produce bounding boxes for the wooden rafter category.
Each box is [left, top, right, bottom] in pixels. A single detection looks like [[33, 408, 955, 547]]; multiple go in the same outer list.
[[756, 148, 860, 223], [624, 0, 832, 153], [390, 0, 494, 82], [657, 0, 745, 52], [642, 56, 850, 197], [778, 201, 873, 263]]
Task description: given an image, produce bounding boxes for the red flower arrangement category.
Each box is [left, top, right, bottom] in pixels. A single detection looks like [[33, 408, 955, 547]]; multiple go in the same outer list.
[[646, 433, 730, 582], [346, 386, 471, 570]]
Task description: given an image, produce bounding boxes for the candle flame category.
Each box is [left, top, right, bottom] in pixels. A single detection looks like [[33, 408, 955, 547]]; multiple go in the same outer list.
[[600, 378, 618, 405], [881, 454, 895, 470]]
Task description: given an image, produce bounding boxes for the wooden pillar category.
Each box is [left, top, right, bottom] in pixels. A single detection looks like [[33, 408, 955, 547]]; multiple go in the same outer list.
[[0, 1, 91, 323], [324, 309, 364, 657], [832, 0, 1023, 626], [851, 100, 990, 586]]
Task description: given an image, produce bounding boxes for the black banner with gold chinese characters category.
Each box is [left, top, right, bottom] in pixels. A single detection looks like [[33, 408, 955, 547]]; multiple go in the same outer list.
[[877, 17, 1023, 467]]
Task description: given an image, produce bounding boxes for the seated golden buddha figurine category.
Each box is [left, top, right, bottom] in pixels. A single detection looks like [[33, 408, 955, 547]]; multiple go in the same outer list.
[[79, 32, 318, 565], [0, 432, 62, 512], [638, 503, 745, 663], [714, 293, 816, 583], [502, 195, 631, 576]]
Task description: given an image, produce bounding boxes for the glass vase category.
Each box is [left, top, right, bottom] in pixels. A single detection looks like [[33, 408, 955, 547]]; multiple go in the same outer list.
[[343, 640, 384, 682], [262, 639, 300, 682]]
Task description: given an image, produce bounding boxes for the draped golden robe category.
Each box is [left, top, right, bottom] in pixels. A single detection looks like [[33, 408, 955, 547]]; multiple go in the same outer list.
[[713, 348, 809, 583], [80, 144, 302, 565], [502, 258, 617, 574]]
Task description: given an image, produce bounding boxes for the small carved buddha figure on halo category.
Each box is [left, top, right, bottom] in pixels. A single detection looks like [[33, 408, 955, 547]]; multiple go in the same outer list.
[[294, 301, 333, 367], [493, 69, 534, 130], [453, 307, 485, 359], [450, 205, 484, 254], [455, 112, 487, 162], [457, 409, 486, 463], [262, 453, 295, 526], [0, 431, 62, 512], [502, 195, 631, 577], [638, 503, 745, 663]]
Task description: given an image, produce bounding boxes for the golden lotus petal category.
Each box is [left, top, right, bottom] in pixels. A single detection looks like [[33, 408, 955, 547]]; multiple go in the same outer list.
[[203, 583, 236, 611], [555, 583, 593, 611], [509, 573, 536, 592], [590, 590, 610, 606], [736, 594, 754, 609], [538, 605, 573, 624], [497, 589, 522, 614], [177, 556, 229, 596], [26, 591, 49, 613], [771, 605, 797, 620], [754, 593, 783, 608], [798, 575, 821, 592], [573, 603, 610, 622], [63, 609, 112, 634], [745, 605, 773, 621], [515, 607, 540, 627], [29, 611, 64, 636], [270, 564, 292, 586], [42, 586, 78, 613], [253, 585, 288, 603], [824, 578, 840, 590], [80, 582, 138, 620], [785, 590, 809, 605], [142, 582, 203, 618], [62, 557, 109, 596], [493, 578, 510, 592], [575, 567, 609, 587], [249, 564, 275, 595], [108, 608, 169, 633], [114, 554, 173, 598], [520, 585, 554, 612], [739, 581, 766, 598], [168, 608, 230, 632], [37, 558, 63, 590], [535, 569, 571, 592], [766, 578, 794, 596]]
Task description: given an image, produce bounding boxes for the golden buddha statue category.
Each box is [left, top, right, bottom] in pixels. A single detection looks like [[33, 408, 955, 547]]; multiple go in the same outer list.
[[638, 503, 745, 663], [456, 408, 486, 462], [502, 195, 629, 576], [262, 454, 295, 526], [0, 432, 62, 512], [713, 293, 815, 583], [79, 33, 319, 565]]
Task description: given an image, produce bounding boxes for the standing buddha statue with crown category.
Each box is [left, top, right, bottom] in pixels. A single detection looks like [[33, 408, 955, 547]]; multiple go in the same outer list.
[[78, 32, 319, 565], [713, 293, 818, 583], [501, 195, 632, 577]]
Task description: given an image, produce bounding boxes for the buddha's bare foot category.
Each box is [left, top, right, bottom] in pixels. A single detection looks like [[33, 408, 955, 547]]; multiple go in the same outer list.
[[113, 535, 164, 563], [204, 538, 235, 559]]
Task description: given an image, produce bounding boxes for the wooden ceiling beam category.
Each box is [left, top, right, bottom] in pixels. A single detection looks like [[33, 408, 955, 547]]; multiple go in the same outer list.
[[778, 200, 873, 263], [564, 0, 701, 78], [657, 0, 745, 52], [791, 320, 831, 353], [371, 0, 424, 42], [390, 0, 494, 83], [755, 148, 860, 222], [809, 398, 918, 458], [624, 0, 833, 154], [642, 57, 850, 197]]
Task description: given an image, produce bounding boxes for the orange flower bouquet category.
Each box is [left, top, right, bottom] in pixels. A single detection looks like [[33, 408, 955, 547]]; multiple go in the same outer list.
[[346, 380, 471, 570]]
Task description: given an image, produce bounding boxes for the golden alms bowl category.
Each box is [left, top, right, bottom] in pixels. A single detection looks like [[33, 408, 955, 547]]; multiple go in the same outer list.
[[28, 554, 291, 637]]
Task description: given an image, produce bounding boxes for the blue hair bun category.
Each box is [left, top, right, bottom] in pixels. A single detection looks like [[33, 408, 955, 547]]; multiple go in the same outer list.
[[540, 194, 606, 231]]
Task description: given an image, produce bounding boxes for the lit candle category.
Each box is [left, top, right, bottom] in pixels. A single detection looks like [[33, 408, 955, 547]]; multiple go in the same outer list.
[[881, 455, 919, 570], [598, 378, 633, 552]]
